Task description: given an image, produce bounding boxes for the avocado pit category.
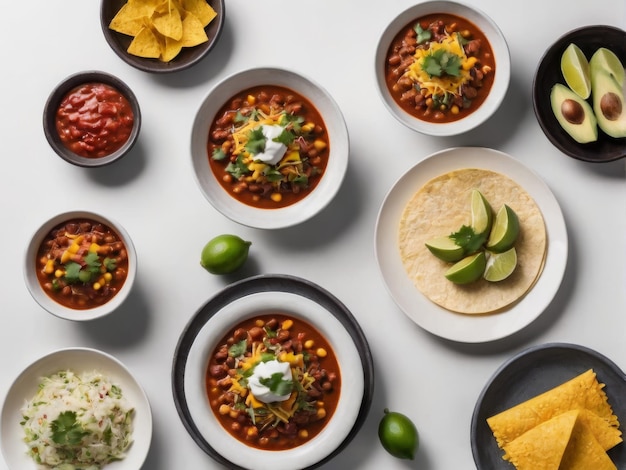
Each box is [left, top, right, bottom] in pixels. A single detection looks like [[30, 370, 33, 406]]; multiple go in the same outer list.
[[600, 92, 623, 120], [561, 99, 585, 124]]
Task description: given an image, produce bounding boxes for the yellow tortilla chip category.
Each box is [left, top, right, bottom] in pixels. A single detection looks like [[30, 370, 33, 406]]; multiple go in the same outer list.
[[503, 409, 578, 469], [181, 13, 209, 47], [487, 370, 620, 449], [152, 1, 184, 40], [182, 0, 217, 26], [127, 26, 162, 59], [161, 36, 184, 62], [560, 413, 618, 470], [398, 168, 547, 314], [109, 0, 161, 35]]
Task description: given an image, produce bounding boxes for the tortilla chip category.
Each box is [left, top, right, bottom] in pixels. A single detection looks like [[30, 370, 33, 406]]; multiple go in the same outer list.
[[503, 409, 578, 469], [487, 370, 620, 449], [161, 36, 184, 62], [182, 0, 217, 26], [152, 1, 184, 40], [560, 413, 618, 470], [398, 168, 547, 314], [181, 13, 209, 47], [127, 26, 162, 59]]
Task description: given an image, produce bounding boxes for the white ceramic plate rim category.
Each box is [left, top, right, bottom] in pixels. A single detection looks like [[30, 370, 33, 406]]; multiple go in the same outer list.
[[374, 147, 568, 343], [184, 291, 364, 470], [375, 0, 511, 136], [190, 67, 349, 229], [0, 347, 152, 470], [23, 210, 137, 321]]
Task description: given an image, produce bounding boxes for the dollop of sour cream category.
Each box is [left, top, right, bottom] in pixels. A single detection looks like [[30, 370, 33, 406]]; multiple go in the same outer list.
[[248, 360, 293, 403], [251, 125, 287, 166]]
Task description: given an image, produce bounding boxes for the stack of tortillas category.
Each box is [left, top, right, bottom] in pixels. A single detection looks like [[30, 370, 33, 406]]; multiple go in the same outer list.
[[487, 369, 622, 469]]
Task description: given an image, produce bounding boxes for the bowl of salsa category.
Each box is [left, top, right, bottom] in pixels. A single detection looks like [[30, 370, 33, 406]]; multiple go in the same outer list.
[[43, 71, 141, 167], [375, 1, 510, 136], [24, 211, 137, 321], [190, 67, 349, 229]]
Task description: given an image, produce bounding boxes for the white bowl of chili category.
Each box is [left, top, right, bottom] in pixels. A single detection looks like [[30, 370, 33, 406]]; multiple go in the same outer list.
[[23, 211, 137, 321], [375, 1, 510, 136], [43, 70, 141, 167], [190, 67, 349, 229]]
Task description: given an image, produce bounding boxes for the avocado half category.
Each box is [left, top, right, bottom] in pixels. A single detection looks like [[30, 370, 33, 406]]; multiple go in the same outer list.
[[591, 69, 626, 138], [550, 83, 598, 143]]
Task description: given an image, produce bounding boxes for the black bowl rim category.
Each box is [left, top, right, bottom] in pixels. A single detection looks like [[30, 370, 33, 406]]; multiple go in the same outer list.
[[99, 0, 225, 74], [42, 70, 142, 168], [532, 25, 626, 163]]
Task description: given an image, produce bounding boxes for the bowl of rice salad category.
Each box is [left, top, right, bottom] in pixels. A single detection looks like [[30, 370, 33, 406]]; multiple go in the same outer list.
[[0, 347, 152, 470]]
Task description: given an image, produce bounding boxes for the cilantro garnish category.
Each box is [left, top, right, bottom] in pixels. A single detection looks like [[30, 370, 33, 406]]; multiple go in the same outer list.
[[50, 411, 87, 446], [449, 225, 487, 254], [104, 257, 117, 272], [422, 49, 462, 77], [64, 262, 82, 283], [259, 372, 293, 397], [279, 113, 304, 133], [245, 128, 267, 155], [273, 129, 295, 146], [225, 155, 251, 179], [263, 167, 284, 182], [228, 340, 247, 358], [212, 147, 227, 161], [413, 23, 432, 44]]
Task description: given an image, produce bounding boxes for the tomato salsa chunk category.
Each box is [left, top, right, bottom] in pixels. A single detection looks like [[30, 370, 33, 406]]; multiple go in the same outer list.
[[385, 13, 495, 123], [206, 314, 340, 450], [55, 82, 134, 158], [207, 85, 329, 209], [35, 218, 129, 310]]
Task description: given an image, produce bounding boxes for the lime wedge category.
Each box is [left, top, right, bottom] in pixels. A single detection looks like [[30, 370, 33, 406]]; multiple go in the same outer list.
[[589, 47, 625, 85], [561, 43, 591, 99], [445, 251, 486, 284], [486, 205, 520, 253], [484, 247, 517, 282], [425, 236, 465, 262], [470, 189, 493, 238]]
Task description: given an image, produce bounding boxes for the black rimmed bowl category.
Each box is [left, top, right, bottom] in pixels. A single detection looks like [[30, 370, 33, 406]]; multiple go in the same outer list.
[[172, 274, 374, 470], [43, 70, 141, 167], [533, 25, 626, 162], [100, 0, 225, 73], [471, 342, 626, 469]]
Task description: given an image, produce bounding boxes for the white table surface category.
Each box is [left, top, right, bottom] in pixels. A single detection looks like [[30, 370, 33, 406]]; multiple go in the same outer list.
[[1, 1, 625, 469]]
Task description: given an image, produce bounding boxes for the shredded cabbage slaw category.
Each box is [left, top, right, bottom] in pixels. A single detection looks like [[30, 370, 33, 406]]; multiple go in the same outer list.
[[20, 370, 134, 469]]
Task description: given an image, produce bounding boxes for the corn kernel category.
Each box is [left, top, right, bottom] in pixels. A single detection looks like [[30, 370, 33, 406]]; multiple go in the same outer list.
[[246, 94, 256, 105], [54, 269, 64, 278], [218, 404, 230, 415], [44, 260, 55, 274], [462, 56, 478, 70], [316, 408, 326, 419], [255, 319, 265, 327], [304, 339, 314, 349], [316, 348, 327, 358], [270, 193, 282, 202], [281, 319, 293, 330], [451, 105, 460, 115], [93, 282, 102, 291], [301, 122, 315, 133], [313, 139, 327, 151], [298, 429, 309, 439], [104, 272, 113, 282], [229, 409, 239, 419]]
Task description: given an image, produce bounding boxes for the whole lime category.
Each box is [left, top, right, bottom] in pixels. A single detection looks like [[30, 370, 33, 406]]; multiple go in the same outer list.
[[200, 234, 251, 275], [378, 408, 419, 460]]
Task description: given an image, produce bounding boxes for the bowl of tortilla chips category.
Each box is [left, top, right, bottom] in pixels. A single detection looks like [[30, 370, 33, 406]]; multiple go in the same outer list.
[[100, 0, 224, 73]]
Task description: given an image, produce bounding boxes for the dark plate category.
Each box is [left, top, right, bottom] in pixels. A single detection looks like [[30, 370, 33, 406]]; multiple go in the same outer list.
[[171, 274, 374, 470], [532, 25, 626, 163], [471, 342, 626, 469], [100, 0, 225, 73]]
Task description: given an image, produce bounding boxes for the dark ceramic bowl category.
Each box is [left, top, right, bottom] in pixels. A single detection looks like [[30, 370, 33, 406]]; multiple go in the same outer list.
[[100, 0, 225, 73], [43, 70, 141, 167], [533, 25, 626, 163]]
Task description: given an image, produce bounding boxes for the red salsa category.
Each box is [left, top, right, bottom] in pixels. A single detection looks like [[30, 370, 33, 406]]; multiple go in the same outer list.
[[385, 13, 496, 123], [35, 218, 129, 310], [207, 85, 329, 209], [206, 314, 341, 450], [56, 82, 134, 158]]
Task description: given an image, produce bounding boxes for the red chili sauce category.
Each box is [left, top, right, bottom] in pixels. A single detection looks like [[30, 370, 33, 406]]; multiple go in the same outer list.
[[206, 314, 341, 450], [385, 13, 496, 123], [207, 85, 329, 209], [56, 82, 134, 158], [35, 218, 129, 310]]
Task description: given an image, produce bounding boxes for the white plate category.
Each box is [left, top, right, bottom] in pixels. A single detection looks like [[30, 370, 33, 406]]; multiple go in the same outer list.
[[172, 274, 374, 470], [1, 348, 152, 470], [374, 147, 568, 343]]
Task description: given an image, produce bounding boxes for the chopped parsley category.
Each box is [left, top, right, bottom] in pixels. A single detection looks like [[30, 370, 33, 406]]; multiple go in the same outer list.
[[259, 372, 294, 397], [413, 22, 432, 44], [422, 49, 462, 77], [50, 411, 88, 446]]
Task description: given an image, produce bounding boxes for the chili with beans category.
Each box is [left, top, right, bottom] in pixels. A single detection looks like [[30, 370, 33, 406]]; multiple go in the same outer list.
[[35, 218, 129, 309], [207, 85, 329, 209], [206, 314, 340, 450], [56, 82, 134, 158], [385, 13, 495, 123]]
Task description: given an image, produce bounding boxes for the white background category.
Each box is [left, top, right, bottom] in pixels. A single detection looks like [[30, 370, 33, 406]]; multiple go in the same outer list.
[[1, 1, 625, 469]]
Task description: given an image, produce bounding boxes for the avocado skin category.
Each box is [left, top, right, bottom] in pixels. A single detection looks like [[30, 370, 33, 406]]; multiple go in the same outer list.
[[550, 83, 598, 143], [591, 69, 626, 138]]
